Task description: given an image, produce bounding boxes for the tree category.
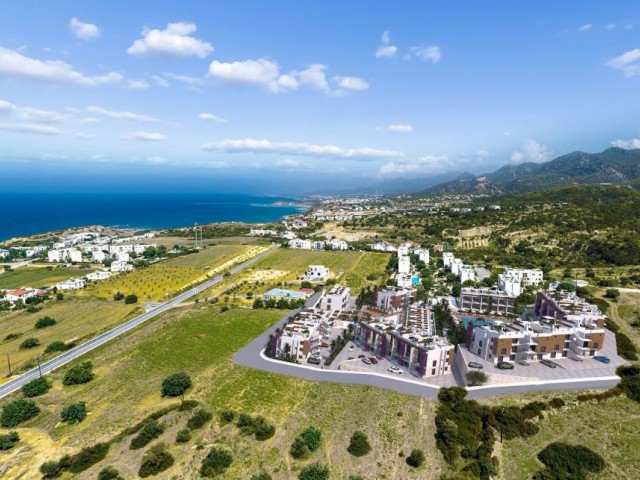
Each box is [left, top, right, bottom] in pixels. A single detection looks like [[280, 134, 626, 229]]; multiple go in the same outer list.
[[0, 431, 19, 450], [200, 447, 233, 477], [466, 370, 488, 387], [252, 297, 264, 309], [604, 288, 620, 300], [299, 425, 322, 452], [56, 292, 64, 301], [186, 408, 212, 430], [1, 399, 40, 427], [138, 443, 175, 478], [61, 402, 87, 424], [290, 437, 310, 459], [535, 442, 605, 480], [63, 361, 94, 386], [21, 377, 52, 397], [407, 448, 426, 467], [113, 291, 125, 301], [298, 462, 330, 480], [176, 428, 191, 443], [124, 294, 138, 304], [40, 461, 61, 479], [161, 372, 192, 400], [130, 419, 165, 450], [98, 466, 123, 480], [347, 430, 371, 457], [35, 316, 57, 329], [19, 337, 40, 349]]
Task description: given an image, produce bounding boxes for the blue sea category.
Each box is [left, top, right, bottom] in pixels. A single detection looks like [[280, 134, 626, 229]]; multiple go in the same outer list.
[[0, 192, 306, 241]]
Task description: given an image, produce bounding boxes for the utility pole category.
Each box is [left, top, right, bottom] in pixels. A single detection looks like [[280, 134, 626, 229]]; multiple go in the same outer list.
[[6, 353, 11, 376], [36, 355, 43, 378]]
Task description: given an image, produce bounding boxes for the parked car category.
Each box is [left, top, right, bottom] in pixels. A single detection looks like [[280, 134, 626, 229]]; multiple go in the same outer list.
[[348, 345, 355, 352], [388, 366, 400, 373], [369, 357, 378, 364], [496, 361, 515, 370], [320, 342, 329, 348], [468, 361, 483, 369], [541, 359, 557, 368], [362, 358, 372, 365], [358, 354, 365, 359], [307, 356, 321, 365], [594, 356, 611, 364]]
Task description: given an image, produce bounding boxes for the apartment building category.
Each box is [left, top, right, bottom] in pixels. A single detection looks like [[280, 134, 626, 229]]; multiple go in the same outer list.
[[498, 268, 544, 296], [274, 310, 330, 362], [398, 255, 411, 274], [86, 271, 112, 281], [459, 287, 517, 315], [305, 265, 329, 281], [371, 286, 416, 312], [358, 322, 454, 377], [319, 284, 351, 311], [55, 278, 86, 290]]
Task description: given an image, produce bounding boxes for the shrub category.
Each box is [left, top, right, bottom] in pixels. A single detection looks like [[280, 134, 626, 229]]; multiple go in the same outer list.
[[130, 419, 165, 450], [98, 466, 124, 480], [19, 337, 40, 349], [138, 443, 175, 478], [21, 377, 52, 397], [56, 292, 64, 300], [299, 425, 322, 452], [35, 316, 57, 329], [113, 291, 125, 301], [124, 294, 138, 304], [4, 332, 21, 341], [298, 462, 330, 480], [178, 399, 198, 411], [0, 431, 19, 450], [62, 361, 94, 386], [251, 473, 273, 480], [549, 398, 566, 409], [1, 399, 40, 427], [45, 340, 73, 353], [67, 443, 110, 473], [466, 370, 488, 386], [61, 402, 87, 424], [161, 372, 192, 399], [347, 431, 371, 457], [200, 447, 233, 477], [237, 412, 254, 429], [187, 408, 213, 430], [290, 436, 310, 459], [348, 476, 365, 480], [407, 448, 426, 467], [253, 416, 276, 441], [220, 410, 235, 424], [521, 401, 547, 420], [40, 461, 61, 478], [535, 442, 605, 480], [176, 428, 191, 443]]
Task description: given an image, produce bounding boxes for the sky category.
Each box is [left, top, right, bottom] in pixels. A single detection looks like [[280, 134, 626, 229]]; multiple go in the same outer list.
[[1, 1, 640, 194]]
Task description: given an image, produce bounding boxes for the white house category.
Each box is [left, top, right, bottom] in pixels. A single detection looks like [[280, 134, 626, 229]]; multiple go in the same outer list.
[[5, 288, 36, 304], [414, 248, 429, 264], [319, 285, 351, 312], [0, 249, 9, 259], [442, 252, 455, 268], [116, 251, 131, 262], [133, 244, 156, 254], [398, 255, 411, 274], [92, 251, 107, 263], [111, 260, 133, 273], [86, 271, 112, 281], [56, 278, 86, 290], [289, 239, 312, 250], [328, 238, 348, 251], [371, 242, 396, 252], [250, 228, 278, 236], [305, 265, 329, 281], [312, 240, 326, 250]]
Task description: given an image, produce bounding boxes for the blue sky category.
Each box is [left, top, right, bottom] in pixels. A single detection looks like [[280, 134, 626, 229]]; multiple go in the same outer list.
[[1, 1, 640, 193]]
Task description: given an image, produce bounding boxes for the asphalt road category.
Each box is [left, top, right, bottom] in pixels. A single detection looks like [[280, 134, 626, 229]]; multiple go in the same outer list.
[[0, 245, 278, 400], [233, 309, 620, 400]]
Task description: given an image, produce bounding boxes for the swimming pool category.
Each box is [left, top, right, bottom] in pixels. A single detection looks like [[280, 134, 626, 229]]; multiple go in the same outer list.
[[460, 316, 494, 328]]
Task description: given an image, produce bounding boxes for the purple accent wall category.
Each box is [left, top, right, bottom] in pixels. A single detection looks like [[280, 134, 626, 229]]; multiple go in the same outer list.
[[380, 335, 388, 357], [417, 349, 427, 377]]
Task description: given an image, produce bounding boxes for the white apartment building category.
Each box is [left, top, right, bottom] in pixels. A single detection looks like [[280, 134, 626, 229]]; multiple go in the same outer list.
[[92, 251, 107, 263], [305, 265, 329, 281], [276, 319, 322, 362], [398, 255, 411, 274], [372, 286, 416, 311], [328, 238, 348, 250], [414, 248, 429, 264], [115, 251, 131, 262], [86, 271, 112, 281], [319, 285, 351, 312], [289, 239, 312, 250], [371, 242, 396, 252], [250, 228, 278, 236], [312, 240, 326, 250], [442, 252, 455, 269], [48, 248, 83, 263], [498, 268, 544, 297], [56, 278, 86, 290], [459, 266, 477, 284], [111, 260, 133, 273]]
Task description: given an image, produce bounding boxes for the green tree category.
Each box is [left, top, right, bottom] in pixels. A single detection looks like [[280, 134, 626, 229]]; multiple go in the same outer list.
[[124, 294, 138, 304], [138, 443, 175, 478], [176, 428, 191, 443], [200, 447, 233, 477], [19, 337, 40, 349], [161, 372, 192, 400], [406, 448, 426, 467], [0, 431, 19, 450], [40, 461, 61, 479], [21, 377, 52, 397], [1, 399, 40, 427], [130, 419, 165, 450], [98, 466, 124, 480], [298, 462, 330, 480], [63, 361, 94, 386], [61, 402, 87, 424], [35, 316, 57, 329], [466, 370, 488, 386], [347, 431, 371, 457]]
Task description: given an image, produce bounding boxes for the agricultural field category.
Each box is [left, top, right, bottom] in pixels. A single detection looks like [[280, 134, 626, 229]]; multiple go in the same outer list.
[[83, 245, 267, 301], [0, 267, 93, 290], [498, 392, 640, 480], [0, 305, 443, 479], [0, 298, 140, 376]]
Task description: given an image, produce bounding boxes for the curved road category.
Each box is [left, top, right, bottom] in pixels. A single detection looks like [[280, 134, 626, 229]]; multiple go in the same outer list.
[[0, 245, 278, 400]]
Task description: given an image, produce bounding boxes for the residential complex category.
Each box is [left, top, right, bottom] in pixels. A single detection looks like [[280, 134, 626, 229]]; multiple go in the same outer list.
[[459, 287, 517, 315], [320, 285, 351, 311]]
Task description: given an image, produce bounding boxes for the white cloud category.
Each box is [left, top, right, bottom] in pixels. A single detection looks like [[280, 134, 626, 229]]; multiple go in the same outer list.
[[0, 123, 61, 135], [87, 105, 158, 122], [378, 155, 447, 176], [124, 131, 166, 141], [162, 72, 203, 86], [150, 74, 170, 87], [0, 99, 67, 123], [126, 79, 150, 90], [208, 58, 286, 92], [408, 45, 442, 63], [606, 23, 617, 30], [333, 76, 369, 91], [296, 64, 329, 92], [75, 132, 94, 139], [578, 23, 592, 32], [127, 22, 214, 58], [201, 138, 403, 160], [611, 137, 640, 149], [380, 124, 413, 133], [510, 139, 551, 164], [70, 18, 100, 40], [477, 150, 489, 157], [0, 100, 17, 114], [81, 117, 100, 123], [606, 48, 640, 77], [0, 46, 122, 86], [198, 113, 228, 123], [376, 30, 398, 58], [147, 156, 168, 164]]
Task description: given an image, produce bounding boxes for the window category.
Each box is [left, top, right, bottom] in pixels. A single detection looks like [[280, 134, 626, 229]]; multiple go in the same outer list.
[[432, 369, 436, 375], [432, 360, 437, 367], [540, 346, 546, 353], [500, 348, 507, 355], [554, 344, 560, 351], [593, 342, 599, 349]]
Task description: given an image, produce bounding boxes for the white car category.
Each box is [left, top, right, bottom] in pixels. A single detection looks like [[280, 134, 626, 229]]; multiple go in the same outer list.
[[387, 366, 400, 373], [348, 345, 355, 351]]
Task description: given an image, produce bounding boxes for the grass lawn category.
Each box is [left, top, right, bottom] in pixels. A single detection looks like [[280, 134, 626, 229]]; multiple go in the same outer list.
[[603, 290, 640, 347], [0, 305, 442, 479], [0, 298, 141, 375], [0, 267, 93, 289]]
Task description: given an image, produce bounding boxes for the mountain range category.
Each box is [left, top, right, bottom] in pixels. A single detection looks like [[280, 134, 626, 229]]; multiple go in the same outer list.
[[422, 147, 640, 196]]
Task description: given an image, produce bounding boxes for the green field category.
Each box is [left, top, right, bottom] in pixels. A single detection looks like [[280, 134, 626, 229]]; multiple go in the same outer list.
[[0, 298, 140, 375], [162, 244, 248, 268], [0, 267, 93, 290], [0, 305, 442, 479]]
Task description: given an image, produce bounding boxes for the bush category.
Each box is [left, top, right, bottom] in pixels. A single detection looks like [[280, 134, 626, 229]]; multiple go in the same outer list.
[[299, 425, 322, 451], [161, 372, 192, 398], [251, 473, 273, 480], [187, 408, 213, 430], [21, 377, 52, 397], [124, 294, 138, 304], [466, 370, 488, 386], [0, 431, 19, 450], [521, 401, 547, 420], [200, 447, 233, 477], [407, 448, 426, 467], [549, 398, 566, 409], [19, 337, 40, 349], [56, 292, 64, 300], [298, 462, 330, 480], [61, 402, 87, 424], [254, 416, 276, 441], [45, 340, 74, 353], [347, 431, 371, 457], [220, 409, 235, 424], [4, 332, 21, 341], [290, 436, 311, 459], [0, 399, 40, 427], [130, 419, 165, 450], [536, 442, 605, 480], [35, 316, 57, 329], [40, 461, 61, 478], [138, 443, 175, 477], [98, 466, 124, 480], [63, 361, 94, 385], [67, 442, 110, 473], [113, 291, 125, 301], [604, 288, 620, 300], [176, 428, 192, 443], [178, 399, 198, 411]]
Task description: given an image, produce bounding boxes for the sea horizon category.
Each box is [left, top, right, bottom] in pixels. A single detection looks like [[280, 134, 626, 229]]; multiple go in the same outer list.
[[0, 192, 306, 242]]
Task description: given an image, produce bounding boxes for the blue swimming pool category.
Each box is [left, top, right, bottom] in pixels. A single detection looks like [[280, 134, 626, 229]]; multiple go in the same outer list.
[[461, 316, 494, 328]]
